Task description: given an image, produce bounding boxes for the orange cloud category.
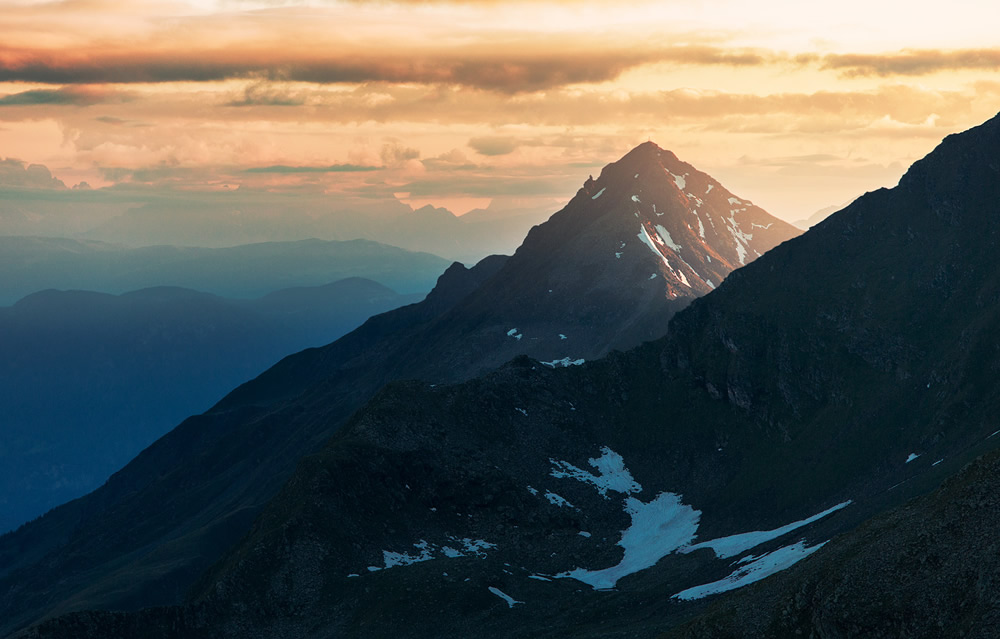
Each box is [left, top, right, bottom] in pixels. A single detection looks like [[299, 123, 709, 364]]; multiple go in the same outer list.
[[823, 48, 1000, 77], [0, 43, 778, 91]]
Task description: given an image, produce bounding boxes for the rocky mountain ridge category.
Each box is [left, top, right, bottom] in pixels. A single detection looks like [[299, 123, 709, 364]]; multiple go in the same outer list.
[[0, 143, 796, 636]]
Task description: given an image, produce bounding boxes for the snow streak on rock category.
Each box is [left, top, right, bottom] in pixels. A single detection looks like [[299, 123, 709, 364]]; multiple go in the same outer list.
[[680, 501, 851, 559], [672, 541, 827, 600], [541, 357, 585, 368], [489, 586, 523, 608]]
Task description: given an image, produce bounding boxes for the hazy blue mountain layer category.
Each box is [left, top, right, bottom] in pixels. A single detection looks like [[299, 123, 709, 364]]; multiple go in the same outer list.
[[0, 279, 423, 532], [0, 236, 451, 305]]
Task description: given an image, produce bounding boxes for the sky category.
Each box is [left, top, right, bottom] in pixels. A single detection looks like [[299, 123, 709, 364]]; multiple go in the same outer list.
[[1, 0, 1000, 222]]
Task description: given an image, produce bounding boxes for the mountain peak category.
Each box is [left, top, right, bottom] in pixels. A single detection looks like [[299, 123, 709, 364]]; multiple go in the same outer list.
[[620, 139, 676, 162], [527, 142, 800, 300]]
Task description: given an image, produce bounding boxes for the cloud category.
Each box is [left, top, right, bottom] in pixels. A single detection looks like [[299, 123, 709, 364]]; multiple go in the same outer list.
[[0, 43, 779, 92], [399, 174, 577, 198], [823, 48, 1000, 77], [421, 149, 478, 170], [244, 164, 379, 173], [225, 82, 306, 107], [0, 86, 123, 106], [468, 136, 518, 156], [380, 141, 420, 167], [0, 158, 67, 189]]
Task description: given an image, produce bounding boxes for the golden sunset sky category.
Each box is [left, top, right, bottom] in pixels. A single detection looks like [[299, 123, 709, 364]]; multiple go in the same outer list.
[[2, 0, 999, 221]]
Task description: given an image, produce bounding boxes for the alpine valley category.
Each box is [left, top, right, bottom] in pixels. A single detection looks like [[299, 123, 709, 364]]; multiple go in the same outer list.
[[7, 112, 1000, 639], [0, 143, 798, 637]]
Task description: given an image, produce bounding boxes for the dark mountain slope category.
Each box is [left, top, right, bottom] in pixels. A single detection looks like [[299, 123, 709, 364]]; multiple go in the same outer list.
[[0, 144, 794, 636], [0, 279, 421, 532], [661, 444, 1000, 639], [38, 114, 1000, 638]]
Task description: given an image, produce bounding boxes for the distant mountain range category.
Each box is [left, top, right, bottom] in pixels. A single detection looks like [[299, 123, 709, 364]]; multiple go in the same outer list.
[[0, 142, 798, 637], [0, 237, 451, 305], [790, 200, 854, 230], [0, 165, 555, 263], [0, 279, 424, 533]]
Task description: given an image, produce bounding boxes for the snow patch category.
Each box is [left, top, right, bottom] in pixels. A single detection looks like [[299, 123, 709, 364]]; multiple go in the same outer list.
[[649, 273, 657, 279], [378, 540, 434, 570], [458, 538, 496, 556], [728, 197, 743, 205], [367, 537, 496, 572], [655, 224, 682, 251], [933, 459, 944, 467], [906, 453, 920, 463], [592, 187, 606, 200], [527, 486, 539, 496], [548, 447, 851, 595], [751, 222, 773, 230], [528, 574, 551, 582], [557, 493, 700, 590], [507, 328, 518, 336], [550, 446, 642, 498], [706, 279, 715, 289], [541, 357, 585, 368], [638, 225, 680, 277], [615, 252, 622, 259], [488, 586, 523, 608], [631, 195, 641, 203], [706, 184, 714, 193], [559, 334, 567, 340], [579, 531, 592, 538], [668, 171, 687, 189], [726, 214, 753, 265], [673, 541, 827, 600], [515, 408, 528, 417], [697, 217, 705, 238], [637, 225, 661, 257]]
